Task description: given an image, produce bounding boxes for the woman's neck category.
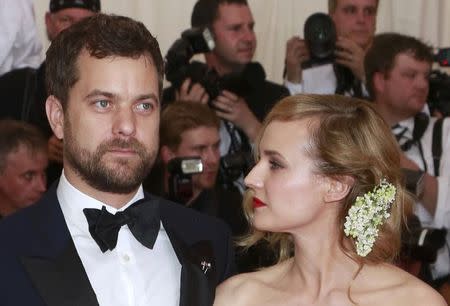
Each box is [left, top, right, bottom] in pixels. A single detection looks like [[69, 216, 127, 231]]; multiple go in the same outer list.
[[287, 222, 361, 299]]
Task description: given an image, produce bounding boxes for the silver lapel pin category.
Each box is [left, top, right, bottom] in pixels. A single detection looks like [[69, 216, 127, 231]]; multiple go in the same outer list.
[[200, 260, 211, 274]]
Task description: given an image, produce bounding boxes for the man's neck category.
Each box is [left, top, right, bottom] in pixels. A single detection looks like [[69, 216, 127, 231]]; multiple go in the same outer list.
[[374, 98, 408, 126]]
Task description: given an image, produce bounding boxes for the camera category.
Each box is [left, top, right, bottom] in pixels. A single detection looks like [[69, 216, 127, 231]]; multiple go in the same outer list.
[[402, 215, 447, 263], [400, 169, 447, 263], [302, 12, 337, 69], [165, 27, 255, 105], [165, 27, 222, 102], [167, 156, 203, 204], [426, 47, 450, 116], [428, 69, 450, 117], [218, 151, 254, 189]]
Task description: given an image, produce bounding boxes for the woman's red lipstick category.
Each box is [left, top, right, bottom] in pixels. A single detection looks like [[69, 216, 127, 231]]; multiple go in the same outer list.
[[253, 197, 266, 208]]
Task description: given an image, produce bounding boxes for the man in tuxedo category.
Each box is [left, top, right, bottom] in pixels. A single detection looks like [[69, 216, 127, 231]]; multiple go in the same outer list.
[[0, 14, 235, 306]]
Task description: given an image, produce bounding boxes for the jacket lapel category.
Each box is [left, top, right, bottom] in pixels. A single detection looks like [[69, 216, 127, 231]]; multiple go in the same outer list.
[[21, 240, 98, 306], [163, 223, 217, 306], [19, 184, 99, 306]]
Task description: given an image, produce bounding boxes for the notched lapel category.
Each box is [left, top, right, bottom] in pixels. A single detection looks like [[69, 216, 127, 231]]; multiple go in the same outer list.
[[20, 240, 99, 306]]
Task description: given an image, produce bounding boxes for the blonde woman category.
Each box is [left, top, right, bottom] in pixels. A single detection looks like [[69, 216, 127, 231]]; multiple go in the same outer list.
[[214, 94, 446, 306]]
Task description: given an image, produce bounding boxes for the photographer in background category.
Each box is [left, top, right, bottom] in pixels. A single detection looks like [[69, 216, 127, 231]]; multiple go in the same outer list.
[[0, 119, 48, 218], [153, 101, 276, 272], [155, 102, 246, 238], [365, 33, 450, 298], [0, 0, 100, 188], [163, 0, 288, 192], [284, 0, 377, 97]]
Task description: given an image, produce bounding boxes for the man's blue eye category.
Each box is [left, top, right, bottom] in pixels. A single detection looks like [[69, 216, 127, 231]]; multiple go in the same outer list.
[[96, 100, 109, 108], [136, 103, 153, 111]]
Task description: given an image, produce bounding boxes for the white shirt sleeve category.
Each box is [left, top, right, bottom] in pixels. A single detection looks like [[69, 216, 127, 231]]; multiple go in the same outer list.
[[432, 118, 450, 229], [283, 78, 304, 95], [0, 0, 42, 75]]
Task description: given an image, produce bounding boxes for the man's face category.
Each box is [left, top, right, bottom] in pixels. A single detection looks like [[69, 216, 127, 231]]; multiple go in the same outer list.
[[45, 8, 96, 41], [211, 3, 256, 74], [171, 126, 221, 194], [376, 53, 431, 121], [331, 0, 377, 48], [0, 145, 47, 214], [56, 51, 160, 194]]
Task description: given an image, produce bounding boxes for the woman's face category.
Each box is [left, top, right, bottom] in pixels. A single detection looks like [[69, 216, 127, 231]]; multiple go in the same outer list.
[[245, 119, 329, 233]]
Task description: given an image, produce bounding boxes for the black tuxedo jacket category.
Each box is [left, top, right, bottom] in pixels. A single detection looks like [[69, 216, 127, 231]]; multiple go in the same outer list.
[[0, 184, 235, 306]]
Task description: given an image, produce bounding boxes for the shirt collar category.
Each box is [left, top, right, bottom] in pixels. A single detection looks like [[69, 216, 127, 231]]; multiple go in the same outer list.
[[57, 171, 144, 235]]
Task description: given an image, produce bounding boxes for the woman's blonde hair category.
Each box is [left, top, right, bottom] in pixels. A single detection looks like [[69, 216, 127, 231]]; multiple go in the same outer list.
[[240, 94, 412, 265]]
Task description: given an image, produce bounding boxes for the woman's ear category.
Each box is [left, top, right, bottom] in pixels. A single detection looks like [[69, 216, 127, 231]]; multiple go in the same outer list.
[[324, 175, 354, 203], [46, 95, 65, 140]]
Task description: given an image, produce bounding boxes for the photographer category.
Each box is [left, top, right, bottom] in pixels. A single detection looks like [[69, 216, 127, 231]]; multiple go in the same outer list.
[[163, 0, 289, 192], [156, 102, 246, 237], [284, 0, 377, 97], [365, 33, 450, 295]]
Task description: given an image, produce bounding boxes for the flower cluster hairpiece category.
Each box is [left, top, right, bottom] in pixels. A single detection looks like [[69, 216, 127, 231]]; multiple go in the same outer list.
[[344, 179, 396, 257]]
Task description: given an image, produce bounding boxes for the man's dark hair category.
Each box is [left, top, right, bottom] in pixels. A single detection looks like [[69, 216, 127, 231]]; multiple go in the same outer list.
[[0, 120, 47, 173], [46, 13, 164, 109], [191, 0, 248, 28], [160, 101, 220, 150], [365, 33, 433, 100]]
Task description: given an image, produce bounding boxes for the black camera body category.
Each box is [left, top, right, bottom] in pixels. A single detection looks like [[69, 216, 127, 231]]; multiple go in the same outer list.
[[167, 156, 203, 204], [400, 168, 447, 263], [428, 69, 450, 117], [302, 12, 337, 69], [165, 27, 222, 101], [218, 151, 254, 189], [165, 27, 256, 105], [403, 218, 447, 263]]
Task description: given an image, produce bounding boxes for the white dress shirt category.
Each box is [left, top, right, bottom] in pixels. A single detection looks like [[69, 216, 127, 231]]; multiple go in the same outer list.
[[394, 116, 450, 279], [0, 0, 42, 75], [284, 63, 368, 97], [57, 172, 181, 306]]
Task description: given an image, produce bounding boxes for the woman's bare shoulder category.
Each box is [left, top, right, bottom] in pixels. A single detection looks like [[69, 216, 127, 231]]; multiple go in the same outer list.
[[362, 264, 446, 306], [213, 271, 264, 306], [214, 263, 289, 306], [397, 273, 447, 306]]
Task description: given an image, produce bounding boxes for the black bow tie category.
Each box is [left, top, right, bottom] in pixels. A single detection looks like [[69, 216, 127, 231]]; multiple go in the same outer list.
[[83, 199, 160, 253]]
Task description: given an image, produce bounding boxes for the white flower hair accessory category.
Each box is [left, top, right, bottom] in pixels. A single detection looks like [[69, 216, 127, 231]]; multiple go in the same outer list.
[[344, 179, 396, 257]]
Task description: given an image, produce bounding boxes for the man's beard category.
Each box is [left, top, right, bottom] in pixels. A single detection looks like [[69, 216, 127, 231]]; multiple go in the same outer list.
[[64, 124, 156, 194]]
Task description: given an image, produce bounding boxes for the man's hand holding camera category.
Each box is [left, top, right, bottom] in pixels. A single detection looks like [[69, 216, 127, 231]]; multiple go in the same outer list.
[[176, 80, 261, 142], [335, 36, 367, 81], [211, 90, 261, 142], [175, 78, 210, 104], [285, 36, 310, 84]]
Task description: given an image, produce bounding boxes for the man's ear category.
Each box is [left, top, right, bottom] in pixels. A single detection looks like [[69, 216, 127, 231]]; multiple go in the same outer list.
[[160, 145, 176, 165], [46, 95, 64, 140], [373, 71, 386, 96], [324, 175, 354, 203]]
